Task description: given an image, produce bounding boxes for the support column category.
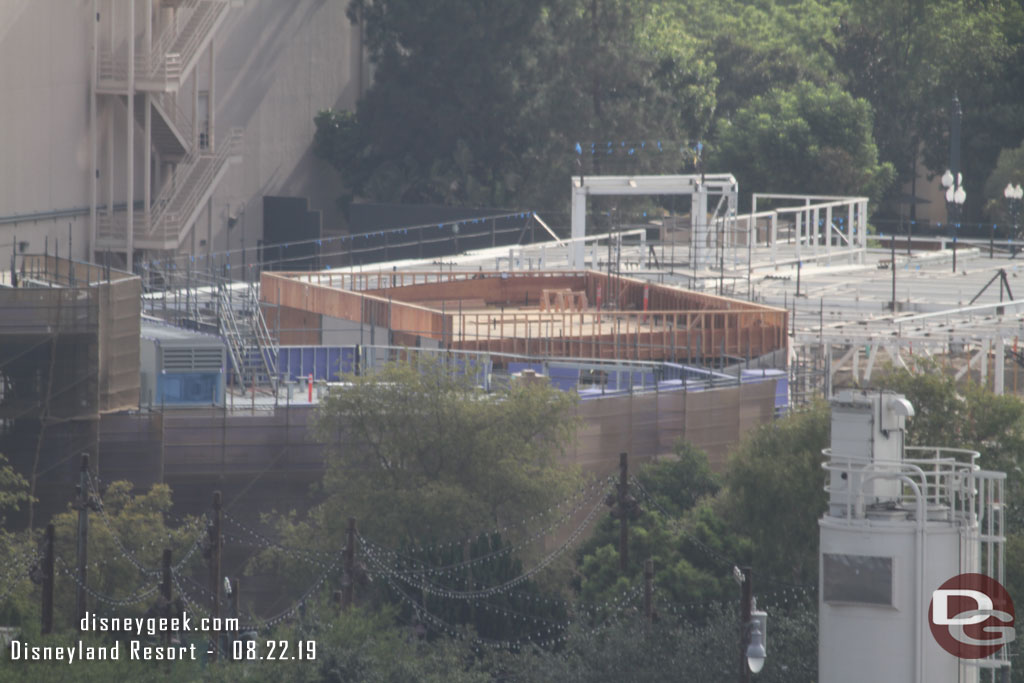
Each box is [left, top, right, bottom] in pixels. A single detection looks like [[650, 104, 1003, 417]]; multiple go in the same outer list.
[[207, 199, 213, 268], [570, 184, 586, 269], [812, 207, 820, 258], [995, 336, 1005, 395], [981, 338, 989, 385], [126, 0, 135, 269], [848, 203, 856, 263], [90, 0, 98, 260], [107, 108, 114, 225], [107, 0, 115, 229], [858, 200, 868, 264], [144, 0, 152, 239], [794, 212, 801, 261], [825, 206, 833, 264], [770, 213, 778, 265], [208, 41, 215, 152], [693, 181, 708, 267], [144, 93, 151, 230], [192, 68, 198, 150]]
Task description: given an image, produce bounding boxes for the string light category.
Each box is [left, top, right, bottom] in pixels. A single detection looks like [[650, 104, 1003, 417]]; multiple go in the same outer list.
[[362, 493, 606, 600], [55, 556, 159, 608], [359, 477, 614, 577]]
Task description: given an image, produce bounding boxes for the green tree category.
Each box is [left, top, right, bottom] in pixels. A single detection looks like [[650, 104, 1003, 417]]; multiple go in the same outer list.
[[317, 0, 548, 210], [680, 0, 841, 120], [983, 141, 1024, 226], [316, 0, 718, 213], [311, 359, 580, 548], [0, 453, 36, 628], [715, 81, 895, 202], [47, 482, 205, 632], [721, 401, 831, 586], [829, 0, 1024, 217], [510, 603, 818, 683], [574, 443, 750, 609]]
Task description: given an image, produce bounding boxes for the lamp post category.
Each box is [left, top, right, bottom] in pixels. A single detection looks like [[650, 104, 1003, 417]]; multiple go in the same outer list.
[[736, 566, 768, 681], [944, 95, 964, 273], [942, 169, 966, 273], [1004, 182, 1023, 257]]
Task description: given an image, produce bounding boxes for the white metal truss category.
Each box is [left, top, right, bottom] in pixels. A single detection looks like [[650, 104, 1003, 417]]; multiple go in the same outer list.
[[569, 174, 738, 269]]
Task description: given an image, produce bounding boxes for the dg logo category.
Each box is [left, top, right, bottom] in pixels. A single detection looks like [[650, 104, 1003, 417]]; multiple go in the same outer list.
[[929, 573, 1015, 659]]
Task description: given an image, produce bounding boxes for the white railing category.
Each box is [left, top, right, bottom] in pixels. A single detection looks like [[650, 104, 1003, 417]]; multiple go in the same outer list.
[[153, 128, 242, 245]]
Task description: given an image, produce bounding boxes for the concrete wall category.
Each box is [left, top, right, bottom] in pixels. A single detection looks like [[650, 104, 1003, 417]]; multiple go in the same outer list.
[[0, 0, 94, 259], [201, 0, 365, 261]]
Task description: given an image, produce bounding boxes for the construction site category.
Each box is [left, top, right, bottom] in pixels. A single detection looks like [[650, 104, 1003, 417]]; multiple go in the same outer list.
[[3, 181, 1024, 527]]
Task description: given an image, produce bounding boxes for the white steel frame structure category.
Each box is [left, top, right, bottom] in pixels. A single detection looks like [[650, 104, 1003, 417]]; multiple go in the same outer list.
[[751, 193, 869, 266], [570, 174, 738, 269]]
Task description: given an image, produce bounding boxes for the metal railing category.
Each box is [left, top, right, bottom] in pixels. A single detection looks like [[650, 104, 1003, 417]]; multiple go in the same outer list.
[[97, 0, 229, 88]]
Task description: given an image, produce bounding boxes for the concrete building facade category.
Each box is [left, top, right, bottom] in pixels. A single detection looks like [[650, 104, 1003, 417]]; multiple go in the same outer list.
[[1, 0, 365, 270]]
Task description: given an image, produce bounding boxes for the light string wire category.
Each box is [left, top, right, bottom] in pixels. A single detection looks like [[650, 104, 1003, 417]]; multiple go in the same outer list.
[[222, 511, 334, 564], [358, 475, 615, 558], [360, 492, 606, 601], [628, 475, 739, 572], [54, 555, 159, 607], [0, 549, 42, 605], [85, 471, 207, 577], [234, 549, 342, 632]]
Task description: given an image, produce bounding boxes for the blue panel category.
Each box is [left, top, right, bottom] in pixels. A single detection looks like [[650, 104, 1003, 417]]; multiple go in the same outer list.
[[288, 348, 302, 381], [547, 365, 581, 392], [775, 378, 789, 411], [327, 348, 341, 380], [315, 347, 328, 379], [301, 348, 315, 379], [340, 347, 355, 374]]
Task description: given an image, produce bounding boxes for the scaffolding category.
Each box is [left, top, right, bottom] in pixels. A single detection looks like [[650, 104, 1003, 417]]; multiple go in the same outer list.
[[0, 255, 140, 527]]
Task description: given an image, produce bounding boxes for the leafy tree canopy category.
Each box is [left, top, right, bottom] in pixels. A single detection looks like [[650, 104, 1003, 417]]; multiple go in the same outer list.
[[311, 359, 581, 548], [715, 80, 895, 201]]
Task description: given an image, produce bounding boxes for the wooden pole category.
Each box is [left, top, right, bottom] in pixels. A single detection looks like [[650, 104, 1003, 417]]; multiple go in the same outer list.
[[75, 454, 90, 623], [342, 517, 356, 610], [644, 558, 654, 624], [42, 523, 54, 634], [619, 453, 629, 573], [209, 491, 222, 662]]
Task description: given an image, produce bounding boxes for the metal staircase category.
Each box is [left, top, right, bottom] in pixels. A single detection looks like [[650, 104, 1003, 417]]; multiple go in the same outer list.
[[216, 282, 279, 392], [97, 128, 242, 251], [143, 268, 279, 393], [97, 0, 235, 93]]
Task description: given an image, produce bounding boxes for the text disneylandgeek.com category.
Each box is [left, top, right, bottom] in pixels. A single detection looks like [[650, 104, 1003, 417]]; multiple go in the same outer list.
[[5, 612, 317, 663]]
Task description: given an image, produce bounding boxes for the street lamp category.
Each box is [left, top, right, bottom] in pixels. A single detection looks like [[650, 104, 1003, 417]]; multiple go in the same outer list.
[[736, 566, 769, 680], [1004, 182, 1023, 256], [942, 170, 965, 272], [747, 607, 768, 674]]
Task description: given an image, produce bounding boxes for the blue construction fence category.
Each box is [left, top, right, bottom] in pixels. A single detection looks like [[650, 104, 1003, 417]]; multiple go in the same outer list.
[[251, 345, 788, 412]]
